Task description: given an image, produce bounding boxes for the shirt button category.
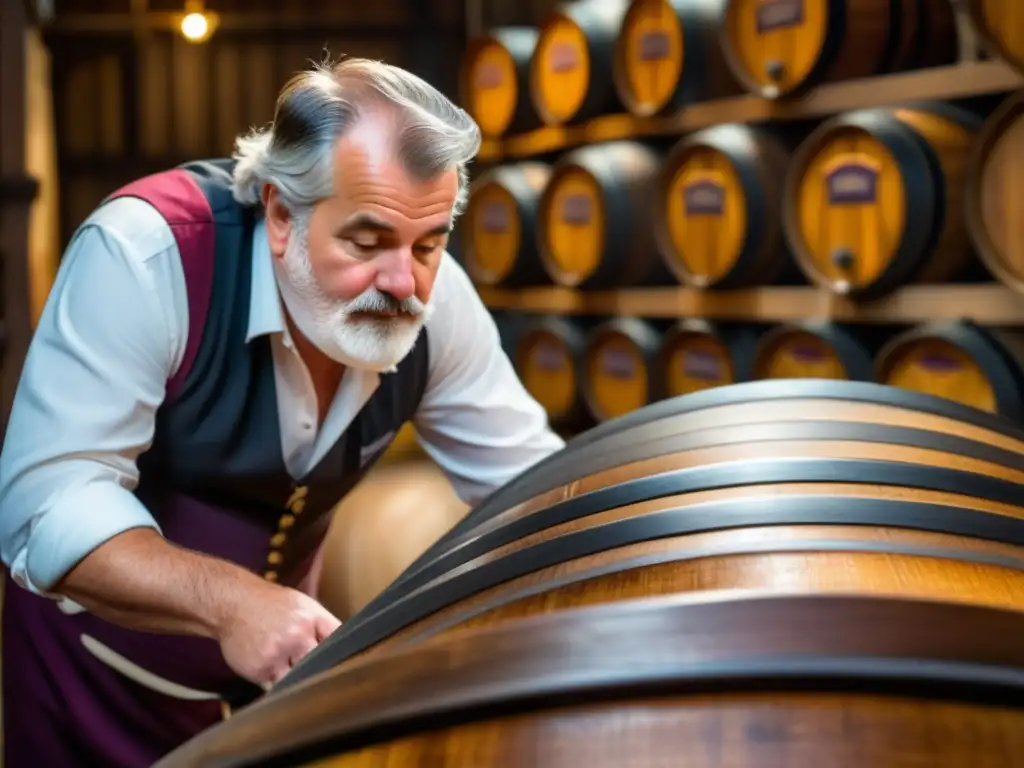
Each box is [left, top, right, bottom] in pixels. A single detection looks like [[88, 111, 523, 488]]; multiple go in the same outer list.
[[301, 421, 312, 430]]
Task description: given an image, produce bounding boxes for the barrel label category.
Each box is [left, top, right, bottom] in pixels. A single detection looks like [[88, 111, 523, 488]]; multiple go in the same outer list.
[[549, 42, 579, 73], [480, 202, 510, 233], [789, 344, 828, 362], [683, 179, 725, 216], [916, 354, 962, 372], [756, 0, 804, 33], [561, 194, 592, 225], [638, 31, 670, 61], [533, 341, 567, 371], [825, 162, 879, 205], [474, 62, 504, 90], [600, 347, 636, 379], [683, 349, 723, 381]]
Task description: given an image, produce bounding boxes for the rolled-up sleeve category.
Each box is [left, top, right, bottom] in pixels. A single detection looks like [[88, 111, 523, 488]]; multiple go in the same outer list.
[[0, 198, 187, 598], [413, 254, 565, 505]]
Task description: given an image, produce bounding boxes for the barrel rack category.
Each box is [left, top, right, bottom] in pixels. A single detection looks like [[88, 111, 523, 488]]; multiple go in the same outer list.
[[471, 59, 1024, 325]]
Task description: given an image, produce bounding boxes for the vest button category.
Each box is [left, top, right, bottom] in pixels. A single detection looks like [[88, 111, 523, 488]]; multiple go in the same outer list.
[[263, 570, 278, 582], [267, 551, 283, 566], [269, 532, 287, 548], [278, 514, 295, 530]]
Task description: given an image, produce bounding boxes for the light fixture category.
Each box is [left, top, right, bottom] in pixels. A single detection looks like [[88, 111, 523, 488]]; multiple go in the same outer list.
[[180, 0, 217, 43]]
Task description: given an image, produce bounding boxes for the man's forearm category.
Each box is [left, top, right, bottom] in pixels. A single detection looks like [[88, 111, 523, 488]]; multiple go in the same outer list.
[[54, 527, 262, 639]]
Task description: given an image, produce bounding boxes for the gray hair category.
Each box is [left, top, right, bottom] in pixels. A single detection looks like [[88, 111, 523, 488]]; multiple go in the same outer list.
[[231, 56, 481, 219]]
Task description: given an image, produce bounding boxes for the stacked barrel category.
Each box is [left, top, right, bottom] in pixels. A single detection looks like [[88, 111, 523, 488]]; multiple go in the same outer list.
[[453, 0, 1024, 431], [161, 380, 1024, 767]]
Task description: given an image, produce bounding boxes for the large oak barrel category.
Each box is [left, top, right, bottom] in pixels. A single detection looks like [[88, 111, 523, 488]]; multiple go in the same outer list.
[[783, 104, 981, 299], [158, 380, 1024, 766], [530, 0, 630, 126], [967, 0, 1024, 75], [655, 319, 759, 396], [654, 123, 798, 288], [876, 321, 1024, 421], [537, 141, 671, 288], [464, 163, 552, 288], [719, 0, 959, 99], [965, 90, 1024, 294], [512, 315, 589, 431], [752, 322, 875, 380], [275, 379, 1024, 679], [460, 27, 541, 138], [582, 317, 661, 421], [612, 0, 740, 117]]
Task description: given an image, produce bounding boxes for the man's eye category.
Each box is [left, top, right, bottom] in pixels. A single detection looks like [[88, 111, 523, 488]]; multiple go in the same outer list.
[[349, 238, 377, 251]]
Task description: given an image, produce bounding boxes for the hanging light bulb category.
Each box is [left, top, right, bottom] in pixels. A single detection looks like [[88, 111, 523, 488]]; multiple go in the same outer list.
[[180, 0, 216, 43]]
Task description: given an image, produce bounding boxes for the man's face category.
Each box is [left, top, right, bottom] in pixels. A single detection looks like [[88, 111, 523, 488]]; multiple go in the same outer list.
[[268, 110, 459, 371]]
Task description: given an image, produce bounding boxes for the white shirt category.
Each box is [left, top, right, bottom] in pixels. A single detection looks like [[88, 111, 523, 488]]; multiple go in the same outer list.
[[0, 195, 565, 600]]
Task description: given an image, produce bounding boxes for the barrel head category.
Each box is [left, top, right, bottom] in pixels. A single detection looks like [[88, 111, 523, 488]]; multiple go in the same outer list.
[[614, 0, 685, 116], [463, 38, 520, 137]]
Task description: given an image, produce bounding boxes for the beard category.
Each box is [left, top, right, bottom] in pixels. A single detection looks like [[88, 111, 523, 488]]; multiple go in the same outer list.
[[272, 214, 435, 373]]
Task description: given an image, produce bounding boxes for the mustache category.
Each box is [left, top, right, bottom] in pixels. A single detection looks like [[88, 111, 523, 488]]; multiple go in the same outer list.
[[346, 289, 427, 317]]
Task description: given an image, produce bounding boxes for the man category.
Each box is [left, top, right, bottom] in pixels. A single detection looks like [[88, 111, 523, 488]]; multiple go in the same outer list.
[[0, 57, 564, 766]]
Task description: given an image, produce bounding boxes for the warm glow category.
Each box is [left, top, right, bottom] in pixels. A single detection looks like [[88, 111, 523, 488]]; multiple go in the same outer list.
[[180, 12, 210, 42]]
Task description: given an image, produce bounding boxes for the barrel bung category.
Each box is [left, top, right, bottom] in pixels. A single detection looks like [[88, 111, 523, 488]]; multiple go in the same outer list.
[[461, 28, 541, 138], [783, 105, 981, 299], [720, 0, 958, 98], [583, 317, 661, 421], [161, 380, 1024, 767], [530, 0, 630, 126], [967, 0, 1024, 75], [656, 319, 759, 397], [464, 163, 552, 288], [513, 316, 588, 431], [537, 141, 669, 288], [753, 322, 874, 381], [965, 91, 1024, 294], [612, 0, 740, 117], [655, 124, 796, 288], [877, 321, 1024, 421]]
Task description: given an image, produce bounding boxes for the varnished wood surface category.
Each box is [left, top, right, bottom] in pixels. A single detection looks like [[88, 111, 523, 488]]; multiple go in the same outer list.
[[477, 61, 1022, 161], [156, 594, 1024, 767], [474, 282, 1024, 324]]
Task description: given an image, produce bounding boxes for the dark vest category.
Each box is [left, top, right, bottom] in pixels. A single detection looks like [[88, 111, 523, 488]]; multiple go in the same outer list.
[[0, 160, 430, 697]]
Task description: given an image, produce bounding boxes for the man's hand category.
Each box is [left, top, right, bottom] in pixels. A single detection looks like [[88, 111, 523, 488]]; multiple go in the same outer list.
[[214, 581, 342, 687]]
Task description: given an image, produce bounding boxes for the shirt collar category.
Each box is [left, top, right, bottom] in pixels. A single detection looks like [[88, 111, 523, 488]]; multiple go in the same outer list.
[[246, 216, 289, 343]]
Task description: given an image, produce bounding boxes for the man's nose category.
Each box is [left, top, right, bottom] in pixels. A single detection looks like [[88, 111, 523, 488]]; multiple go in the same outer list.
[[374, 249, 416, 301]]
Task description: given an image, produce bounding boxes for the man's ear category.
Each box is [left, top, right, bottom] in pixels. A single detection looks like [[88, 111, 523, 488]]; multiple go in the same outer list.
[[262, 184, 291, 259]]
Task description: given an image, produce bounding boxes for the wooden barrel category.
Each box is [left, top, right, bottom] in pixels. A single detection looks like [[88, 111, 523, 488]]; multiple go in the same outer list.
[[967, 0, 1024, 75], [162, 592, 1024, 768], [965, 91, 1024, 294], [876, 321, 1024, 421], [512, 315, 589, 431], [530, 0, 630, 126], [583, 317, 661, 421], [655, 319, 759, 397], [752, 322, 874, 381], [461, 27, 542, 138], [782, 104, 981, 299], [654, 124, 797, 289], [537, 140, 670, 289], [719, 0, 959, 99], [611, 0, 741, 117], [464, 163, 552, 288]]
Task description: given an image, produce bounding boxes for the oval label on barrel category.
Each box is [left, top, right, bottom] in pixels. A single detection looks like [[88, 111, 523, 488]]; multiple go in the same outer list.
[[533, 340, 567, 372], [756, 0, 804, 33], [789, 344, 828, 362], [548, 42, 579, 73], [683, 349, 723, 381], [474, 62, 504, 90], [480, 201, 510, 233], [600, 346, 636, 379], [916, 354, 962, 372], [825, 161, 879, 205], [561, 194, 592, 225], [684, 179, 726, 217], [639, 30, 670, 61]]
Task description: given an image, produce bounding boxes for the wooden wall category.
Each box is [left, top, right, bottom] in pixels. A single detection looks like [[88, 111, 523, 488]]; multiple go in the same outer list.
[[47, 0, 466, 246]]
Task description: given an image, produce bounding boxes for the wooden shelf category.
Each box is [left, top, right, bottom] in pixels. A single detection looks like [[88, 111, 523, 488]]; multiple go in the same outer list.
[[477, 283, 1024, 325], [477, 61, 1023, 162]]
